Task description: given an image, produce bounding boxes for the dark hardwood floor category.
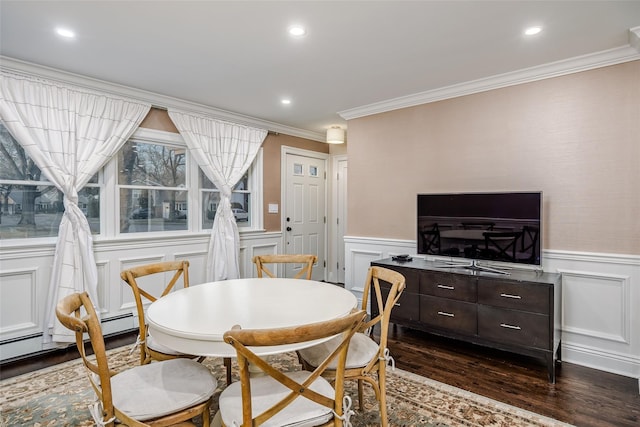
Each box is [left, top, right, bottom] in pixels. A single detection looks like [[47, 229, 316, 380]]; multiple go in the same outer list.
[[2, 325, 638, 427], [0, 330, 139, 380], [385, 324, 640, 427]]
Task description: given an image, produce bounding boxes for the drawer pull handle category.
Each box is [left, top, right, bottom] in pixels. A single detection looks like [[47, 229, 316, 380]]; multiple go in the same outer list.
[[394, 303, 401, 307], [437, 284, 455, 290], [437, 311, 455, 317], [500, 293, 522, 299], [500, 323, 522, 330]]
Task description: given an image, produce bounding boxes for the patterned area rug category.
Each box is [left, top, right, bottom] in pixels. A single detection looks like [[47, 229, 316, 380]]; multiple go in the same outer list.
[[0, 345, 573, 427]]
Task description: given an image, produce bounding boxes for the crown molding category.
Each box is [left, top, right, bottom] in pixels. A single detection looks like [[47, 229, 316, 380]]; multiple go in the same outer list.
[[0, 56, 325, 142], [339, 45, 640, 121]]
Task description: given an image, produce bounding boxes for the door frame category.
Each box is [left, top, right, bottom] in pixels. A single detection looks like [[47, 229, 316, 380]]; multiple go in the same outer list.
[[281, 146, 330, 281], [331, 155, 347, 284]]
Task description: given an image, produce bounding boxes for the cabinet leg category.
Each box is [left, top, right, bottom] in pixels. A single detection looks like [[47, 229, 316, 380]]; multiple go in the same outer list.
[[546, 353, 556, 383], [556, 341, 562, 362]]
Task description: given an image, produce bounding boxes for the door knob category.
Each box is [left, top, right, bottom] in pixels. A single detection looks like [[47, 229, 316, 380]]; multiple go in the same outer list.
[[286, 226, 292, 231]]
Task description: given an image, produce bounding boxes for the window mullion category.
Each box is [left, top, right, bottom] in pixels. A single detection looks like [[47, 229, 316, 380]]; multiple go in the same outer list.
[[250, 148, 264, 231], [101, 155, 118, 238], [187, 148, 200, 230]]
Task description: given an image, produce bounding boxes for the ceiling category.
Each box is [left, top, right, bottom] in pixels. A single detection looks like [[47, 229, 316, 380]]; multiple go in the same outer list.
[[1, 1, 639, 141]]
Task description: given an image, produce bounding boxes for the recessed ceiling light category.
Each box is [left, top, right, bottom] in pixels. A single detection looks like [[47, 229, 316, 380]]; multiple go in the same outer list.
[[524, 26, 542, 36], [55, 27, 76, 38], [288, 25, 306, 37], [281, 99, 291, 105]]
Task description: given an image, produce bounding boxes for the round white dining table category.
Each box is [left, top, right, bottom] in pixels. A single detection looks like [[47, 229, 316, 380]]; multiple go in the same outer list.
[[146, 277, 358, 358]]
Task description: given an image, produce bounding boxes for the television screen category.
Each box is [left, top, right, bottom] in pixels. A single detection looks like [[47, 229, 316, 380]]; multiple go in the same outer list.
[[417, 192, 542, 266]]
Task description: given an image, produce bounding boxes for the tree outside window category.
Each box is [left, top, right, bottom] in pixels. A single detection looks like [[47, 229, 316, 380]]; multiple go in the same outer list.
[[118, 139, 187, 234], [0, 124, 100, 239]]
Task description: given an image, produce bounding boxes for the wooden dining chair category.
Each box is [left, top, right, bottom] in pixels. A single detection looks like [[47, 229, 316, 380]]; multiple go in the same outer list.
[[121, 260, 233, 384], [252, 254, 318, 279], [218, 309, 367, 427], [120, 260, 197, 365], [55, 291, 217, 427], [298, 266, 406, 427]]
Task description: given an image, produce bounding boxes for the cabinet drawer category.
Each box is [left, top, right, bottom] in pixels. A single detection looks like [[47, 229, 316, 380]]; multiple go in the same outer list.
[[390, 292, 420, 323], [420, 271, 476, 302], [477, 279, 550, 314], [420, 295, 477, 335], [371, 286, 420, 323], [377, 265, 420, 294], [478, 305, 550, 349]]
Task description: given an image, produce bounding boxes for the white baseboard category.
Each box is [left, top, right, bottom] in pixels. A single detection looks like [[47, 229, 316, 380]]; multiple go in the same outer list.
[[562, 342, 640, 378]]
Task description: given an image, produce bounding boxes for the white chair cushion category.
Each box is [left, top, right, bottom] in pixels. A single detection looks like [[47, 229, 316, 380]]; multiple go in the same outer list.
[[147, 334, 189, 356], [298, 332, 379, 370], [219, 370, 334, 427], [111, 358, 217, 421]]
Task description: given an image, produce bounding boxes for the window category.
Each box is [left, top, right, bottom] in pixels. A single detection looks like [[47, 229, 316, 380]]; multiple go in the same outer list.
[[0, 124, 262, 240], [0, 124, 100, 239], [201, 170, 252, 228], [117, 137, 188, 234]]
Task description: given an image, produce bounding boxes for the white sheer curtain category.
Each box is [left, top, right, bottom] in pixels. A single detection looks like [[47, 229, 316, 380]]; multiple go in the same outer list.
[[0, 71, 151, 342], [168, 110, 266, 281]]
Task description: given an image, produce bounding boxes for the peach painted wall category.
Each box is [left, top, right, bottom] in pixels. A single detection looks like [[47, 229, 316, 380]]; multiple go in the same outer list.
[[139, 108, 180, 133], [261, 133, 329, 231], [346, 61, 640, 255], [139, 109, 329, 232]]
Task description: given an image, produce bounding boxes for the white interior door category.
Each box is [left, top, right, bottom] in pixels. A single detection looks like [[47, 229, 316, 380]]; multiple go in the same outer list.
[[283, 149, 327, 281]]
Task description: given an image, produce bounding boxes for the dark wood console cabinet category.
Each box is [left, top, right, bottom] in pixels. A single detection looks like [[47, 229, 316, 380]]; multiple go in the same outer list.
[[371, 258, 562, 382]]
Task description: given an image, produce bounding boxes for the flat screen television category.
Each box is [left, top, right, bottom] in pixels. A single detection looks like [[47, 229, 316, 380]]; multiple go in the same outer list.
[[417, 192, 542, 269]]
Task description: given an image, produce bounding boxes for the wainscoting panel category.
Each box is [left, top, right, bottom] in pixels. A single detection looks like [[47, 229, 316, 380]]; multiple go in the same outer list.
[[1, 245, 55, 358], [95, 260, 109, 316], [250, 242, 279, 257], [559, 269, 630, 344], [0, 231, 283, 362], [347, 248, 383, 297], [344, 236, 640, 381], [175, 250, 208, 285], [241, 232, 283, 278], [344, 236, 417, 302], [546, 250, 640, 380], [0, 267, 38, 338], [118, 254, 167, 316]]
